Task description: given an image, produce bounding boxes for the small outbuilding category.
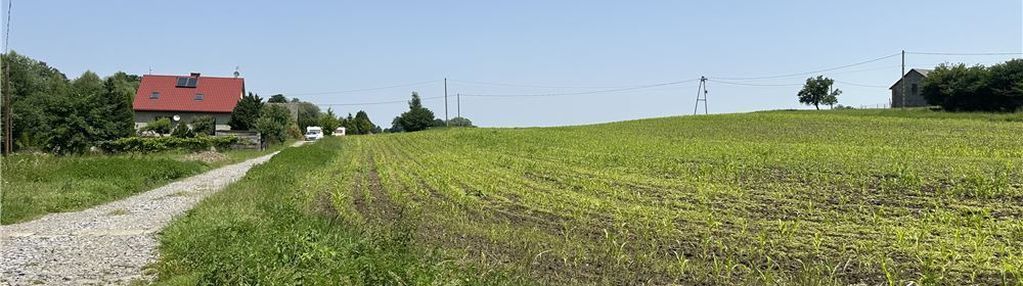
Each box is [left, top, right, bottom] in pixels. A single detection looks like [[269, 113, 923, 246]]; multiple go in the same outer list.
[[890, 69, 931, 108], [334, 127, 346, 136]]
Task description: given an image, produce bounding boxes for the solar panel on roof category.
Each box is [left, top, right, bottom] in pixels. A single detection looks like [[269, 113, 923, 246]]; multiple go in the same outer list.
[[188, 77, 198, 87], [176, 77, 189, 87]]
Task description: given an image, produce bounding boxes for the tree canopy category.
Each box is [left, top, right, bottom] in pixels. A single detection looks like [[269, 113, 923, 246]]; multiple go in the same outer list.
[[1, 51, 140, 154], [922, 59, 1023, 112], [319, 108, 340, 135], [447, 117, 474, 127], [797, 76, 841, 110], [339, 110, 379, 135], [394, 92, 436, 132], [229, 93, 264, 130], [255, 104, 292, 144], [267, 94, 288, 103]]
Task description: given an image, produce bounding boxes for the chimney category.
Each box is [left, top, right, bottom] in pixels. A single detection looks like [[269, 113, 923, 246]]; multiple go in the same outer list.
[[190, 72, 201, 78]]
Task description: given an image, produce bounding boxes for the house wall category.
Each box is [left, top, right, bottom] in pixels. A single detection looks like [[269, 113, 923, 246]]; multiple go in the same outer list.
[[135, 111, 233, 130], [891, 72, 929, 107]]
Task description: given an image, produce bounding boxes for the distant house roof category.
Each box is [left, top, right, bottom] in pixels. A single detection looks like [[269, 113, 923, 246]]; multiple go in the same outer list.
[[889, 69, 933, 90], [133, 73, 245, 113]]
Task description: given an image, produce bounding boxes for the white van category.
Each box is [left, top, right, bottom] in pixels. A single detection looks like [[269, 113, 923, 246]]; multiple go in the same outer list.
[[304, 126, 324, 141]]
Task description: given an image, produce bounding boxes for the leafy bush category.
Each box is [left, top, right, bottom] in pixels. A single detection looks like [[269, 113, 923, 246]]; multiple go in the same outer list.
[[190, 116, 216, 136], [143, 118, 173, 136], [170, 123, 195, 138], [98, 136, 239, 153]]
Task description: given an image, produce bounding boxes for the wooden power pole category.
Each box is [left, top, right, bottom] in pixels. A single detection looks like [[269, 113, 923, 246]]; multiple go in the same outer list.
[[443, 78, 448, 126], [901, 50, 906, 109]]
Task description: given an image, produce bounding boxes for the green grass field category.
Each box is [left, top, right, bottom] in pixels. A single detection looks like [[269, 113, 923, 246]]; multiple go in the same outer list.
[[1, 145, 287, 224], [155, 110, 1023, 285]]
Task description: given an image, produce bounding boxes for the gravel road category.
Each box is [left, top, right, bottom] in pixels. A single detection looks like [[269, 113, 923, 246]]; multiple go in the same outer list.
[[0, 151, 281, 285]]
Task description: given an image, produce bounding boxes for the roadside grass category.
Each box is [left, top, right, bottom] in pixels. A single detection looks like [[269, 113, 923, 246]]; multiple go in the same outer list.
[[156, 111, 1023, 285], [0, 143, 289, 224], [153, 138, 517, 285]]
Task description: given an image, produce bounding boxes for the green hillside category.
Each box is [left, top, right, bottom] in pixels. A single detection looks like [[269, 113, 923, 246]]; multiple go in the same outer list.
[[156, 110, 1023, 285]]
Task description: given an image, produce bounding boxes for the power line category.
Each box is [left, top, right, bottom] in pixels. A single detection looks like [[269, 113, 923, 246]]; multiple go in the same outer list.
[[449, 79, 656, 89], [833, 80, 888, 88], [711, 52, 902, 81], [269, 79, 441, 96], [907, 51, 1023, 56], [461, 78, 701, 98], [317, 95, 443, 106], [708, 79, 803, 87]]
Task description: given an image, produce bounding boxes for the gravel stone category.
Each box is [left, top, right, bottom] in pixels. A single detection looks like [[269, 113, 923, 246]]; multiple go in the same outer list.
[[1, 151, 281, 285]]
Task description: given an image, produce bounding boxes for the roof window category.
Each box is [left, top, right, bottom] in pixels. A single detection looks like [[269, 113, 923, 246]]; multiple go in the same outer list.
[[150, 91, 160, 99], [194, 93, 204, 101], [175, 77, 198, 88]]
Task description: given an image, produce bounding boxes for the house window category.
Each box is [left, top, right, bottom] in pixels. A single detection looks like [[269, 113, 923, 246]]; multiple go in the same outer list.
[[911, 84, 918, 95], [150, 91, 160, 99], [194, 93, 204, 101]]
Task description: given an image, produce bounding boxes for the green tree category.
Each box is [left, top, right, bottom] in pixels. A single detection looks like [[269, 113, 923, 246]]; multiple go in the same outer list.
[[190, 115, 216, 136], [229, 93, 264, 130], [921, 64, 991, 111], [448, 116, 474, 127], [91, 76, 136, 141], [353, 110, 376, 134], [255, 104, 292, 144], [396, 92, 436, 132], [267, 94, 288, 103], [1, 52, 137, 154], [319, 108, 340, 135], [797, 75, 842, 110], [922, 60, 1023, 112], [340, 113, 358, 134], [985, 59, 1023, 111], [44, 93, 92, 154], [2, 51, 71, 151], [106, 71, 141, 104], [295, 101, 321, 130], [387, 117, 403, 133]]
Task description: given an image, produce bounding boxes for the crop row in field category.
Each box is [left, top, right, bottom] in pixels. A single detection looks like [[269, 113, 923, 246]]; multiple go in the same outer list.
[[158, 110, 1023, 285]]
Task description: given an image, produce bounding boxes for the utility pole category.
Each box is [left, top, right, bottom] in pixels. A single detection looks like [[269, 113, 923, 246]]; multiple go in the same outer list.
[[2, 0, 11, 156], [693, 76, 708, 115], [443, 78, 448, 126], [901, 50, 906, 109], [457, 93, 461, 118], [2, 54, 9, 156]]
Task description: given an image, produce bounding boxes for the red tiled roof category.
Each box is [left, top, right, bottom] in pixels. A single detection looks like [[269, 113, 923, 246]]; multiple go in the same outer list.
[[133, 74, 245, 113]]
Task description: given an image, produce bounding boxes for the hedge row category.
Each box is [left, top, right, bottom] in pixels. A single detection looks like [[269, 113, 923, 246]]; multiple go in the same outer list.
[[98, 136, 239, 153]]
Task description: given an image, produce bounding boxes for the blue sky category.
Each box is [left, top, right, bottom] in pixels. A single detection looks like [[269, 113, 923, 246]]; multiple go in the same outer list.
[[6, 1, 1022, 127]]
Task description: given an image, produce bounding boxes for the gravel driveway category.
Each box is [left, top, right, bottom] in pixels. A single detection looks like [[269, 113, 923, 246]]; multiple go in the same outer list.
[[1, 151, 281, 285]]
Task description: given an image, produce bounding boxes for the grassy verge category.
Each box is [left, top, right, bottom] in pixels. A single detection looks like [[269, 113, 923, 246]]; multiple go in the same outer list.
[[153, 138, 513, 285], [1, 143, 289, 224], [156, 111, 1023, 285]]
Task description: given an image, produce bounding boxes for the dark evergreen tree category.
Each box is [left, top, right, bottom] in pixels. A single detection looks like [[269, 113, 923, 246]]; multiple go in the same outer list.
[[396, 92, 436, 132], [229, 93, 264, 130]]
